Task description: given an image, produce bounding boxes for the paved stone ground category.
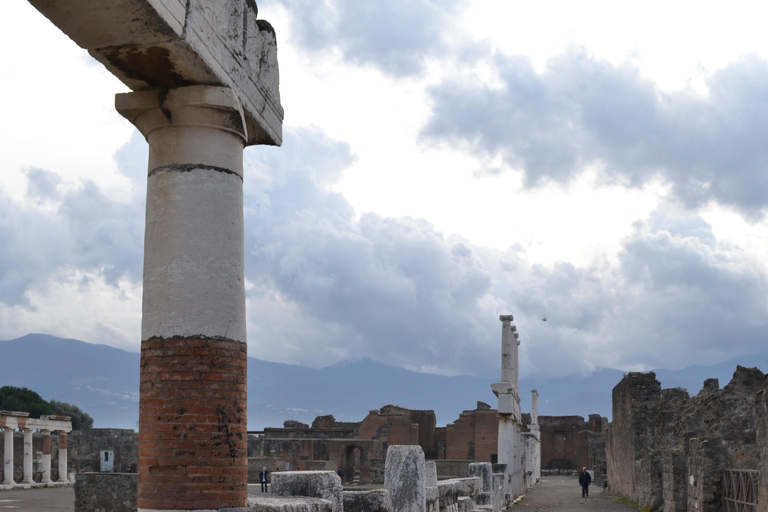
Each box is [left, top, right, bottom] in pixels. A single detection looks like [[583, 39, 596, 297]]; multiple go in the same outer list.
[[0, 476, 638, 511], [512, 476, 636, 511], [0, 486, 74, 512]]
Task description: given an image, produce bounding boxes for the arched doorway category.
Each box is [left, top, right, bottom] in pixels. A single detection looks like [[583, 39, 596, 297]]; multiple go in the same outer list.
[[342, 445, 362, 484]]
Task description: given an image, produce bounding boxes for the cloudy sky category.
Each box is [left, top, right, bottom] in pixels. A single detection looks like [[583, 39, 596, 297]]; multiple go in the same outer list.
[[3, 0, 768, 380]]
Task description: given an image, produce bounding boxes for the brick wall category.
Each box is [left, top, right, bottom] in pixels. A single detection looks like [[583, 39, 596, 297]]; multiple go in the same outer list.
[[138, 337, 247, 510]]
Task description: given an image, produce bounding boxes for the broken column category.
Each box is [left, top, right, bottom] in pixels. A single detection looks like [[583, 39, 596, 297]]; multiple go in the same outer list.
[[491, 315, 522, 499], [530, 390, 540, 482], [26, 0, 283, 509]]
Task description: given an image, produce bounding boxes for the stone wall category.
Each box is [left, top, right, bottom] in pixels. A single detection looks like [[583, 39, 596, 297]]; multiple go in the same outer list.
[[606, 372, 662, 508], [607, 365, 764, 512], [74, 473, 138, 512], [69, 429, 138, 473], [537, 415, 603, 471]]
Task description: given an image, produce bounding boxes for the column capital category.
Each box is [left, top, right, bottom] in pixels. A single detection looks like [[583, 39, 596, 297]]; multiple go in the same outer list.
[[531, 389, 538, 396], [499, 314, 514, 322], [117, 85, 247, 141]]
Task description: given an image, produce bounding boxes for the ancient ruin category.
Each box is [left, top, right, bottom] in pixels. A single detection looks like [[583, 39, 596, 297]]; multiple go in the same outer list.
[[0, 411, 72, 488], [606, 366, 765, 512]]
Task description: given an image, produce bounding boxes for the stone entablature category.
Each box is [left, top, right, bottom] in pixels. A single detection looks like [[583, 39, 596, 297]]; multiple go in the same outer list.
[[1, 411, 72, 488]]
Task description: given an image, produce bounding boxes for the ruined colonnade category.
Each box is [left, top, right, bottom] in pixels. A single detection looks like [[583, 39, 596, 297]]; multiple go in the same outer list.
[[492, 315, 540, 500], [1, 411, 72, 488]]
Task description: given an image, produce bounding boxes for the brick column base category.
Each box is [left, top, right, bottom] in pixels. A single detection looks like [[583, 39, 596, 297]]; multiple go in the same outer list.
[[138, 337, 247, 511]]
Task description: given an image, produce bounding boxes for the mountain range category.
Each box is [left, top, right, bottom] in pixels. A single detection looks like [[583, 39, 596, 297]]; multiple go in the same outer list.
[[1, 333, 766, 430]]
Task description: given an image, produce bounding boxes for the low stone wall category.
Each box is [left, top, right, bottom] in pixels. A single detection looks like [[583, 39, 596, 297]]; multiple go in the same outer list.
[[343, 489, 389, 512], [272, 471, 343, 512], [248, 496, 333, 512], [434, 460, 470, 480], [74, 473, 138, 512]]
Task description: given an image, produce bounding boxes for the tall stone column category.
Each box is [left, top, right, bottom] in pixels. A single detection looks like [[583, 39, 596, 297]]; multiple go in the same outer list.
[[530, 390, 540, 482], [41, 430, 52, 484], [57, 432, 68, 483], [2, 428, 14, 485], [22, 429, 33, 484], [117, 85, 249, 512], [491, 315, 522, 500]]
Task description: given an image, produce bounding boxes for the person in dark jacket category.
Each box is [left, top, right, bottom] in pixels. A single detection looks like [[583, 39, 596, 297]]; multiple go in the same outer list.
[[260, 467, 269, 492], [578, 467, 592, 497]]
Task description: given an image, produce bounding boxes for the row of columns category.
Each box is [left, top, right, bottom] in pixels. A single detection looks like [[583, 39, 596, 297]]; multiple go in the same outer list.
[[2, 428, 69, 486]]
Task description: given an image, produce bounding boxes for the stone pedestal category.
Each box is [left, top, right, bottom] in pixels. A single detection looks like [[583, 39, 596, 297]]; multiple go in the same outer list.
[[271, 471, 343, 512], [385, 446, 426, 512], [118, 85, 249, 512]]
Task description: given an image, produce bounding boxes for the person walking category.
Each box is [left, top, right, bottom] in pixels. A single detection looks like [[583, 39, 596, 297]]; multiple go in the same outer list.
[[260, 467, 269, 492], [578, 467, 592, 498]]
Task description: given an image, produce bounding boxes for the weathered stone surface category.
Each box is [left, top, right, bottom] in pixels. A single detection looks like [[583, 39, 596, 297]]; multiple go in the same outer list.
[[272, 471, 343, 512], [342, 490, 389, 512], [606, 372, 661, 508], [248, 496, 333, 512], [437, 478, 481, 499], [385, 446, 426, 512], [687, 435, 725, 512], [74, 473, 138, 512], [468, 463, 492, 492], [662, 446, 686, 512], [28, 0, 283, 146], [756, 382, 768, 508], [720, 365, 764, 468]]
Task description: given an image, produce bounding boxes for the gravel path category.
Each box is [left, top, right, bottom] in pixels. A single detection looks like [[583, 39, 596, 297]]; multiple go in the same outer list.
[[512, 476, 636, 511]]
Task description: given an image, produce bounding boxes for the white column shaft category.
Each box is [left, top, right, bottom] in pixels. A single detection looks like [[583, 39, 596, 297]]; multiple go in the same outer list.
[[41, 431, 51, 484], [3, 429, 14, 485], [22, 430, 33, 484], [117, 86, 248, 343], [56, 431, 69, 482]]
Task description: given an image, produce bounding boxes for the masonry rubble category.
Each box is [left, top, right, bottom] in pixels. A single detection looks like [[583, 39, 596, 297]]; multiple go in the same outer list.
[[606, 365, 765, 512]]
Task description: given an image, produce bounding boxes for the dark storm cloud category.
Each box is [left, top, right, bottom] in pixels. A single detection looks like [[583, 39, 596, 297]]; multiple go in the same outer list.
[[261, 0, 461, 76], [423, 50, 768, 217]]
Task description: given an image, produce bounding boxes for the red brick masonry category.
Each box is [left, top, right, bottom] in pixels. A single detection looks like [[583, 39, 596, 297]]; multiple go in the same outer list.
[[138, 337, 247, 510]]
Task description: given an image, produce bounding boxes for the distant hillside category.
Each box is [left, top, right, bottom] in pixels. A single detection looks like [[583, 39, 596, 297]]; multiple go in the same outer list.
[[1, 334, 766, 430]]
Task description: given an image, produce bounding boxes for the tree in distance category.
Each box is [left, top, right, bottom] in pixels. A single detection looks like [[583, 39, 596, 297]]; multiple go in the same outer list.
[[0, 386, 54, 418], [49, 399, 94, 430], [0, 386, 93, 429]]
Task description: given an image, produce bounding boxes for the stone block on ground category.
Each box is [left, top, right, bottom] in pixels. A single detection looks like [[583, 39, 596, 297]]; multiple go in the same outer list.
[[272, 471, 343, 512], [343, 489, 389, 512], [469, 463, 492, 493], [385, 445, 426, 512], [248, 496, 333, 512]]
